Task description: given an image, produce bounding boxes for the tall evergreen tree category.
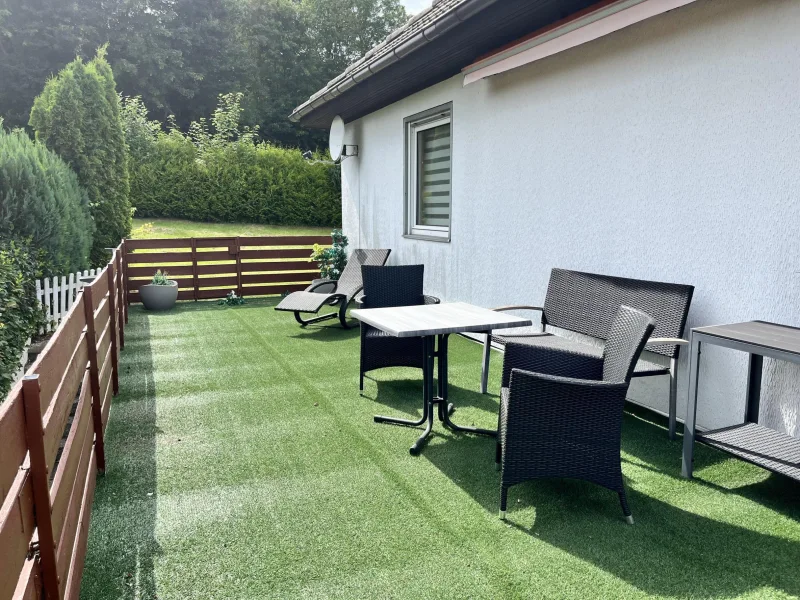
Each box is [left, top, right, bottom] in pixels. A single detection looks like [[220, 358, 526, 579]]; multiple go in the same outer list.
[[0, 126, 93, 274], [30, 49, 131, 265]]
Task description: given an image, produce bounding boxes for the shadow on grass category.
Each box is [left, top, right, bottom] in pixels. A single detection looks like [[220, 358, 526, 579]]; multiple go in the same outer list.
[[80, 308, 159, 600], [134, 295, 282, 316], [424, 412, 800, 598], [289, 323, 361, 342], [363, 377, 499, 417], [623, 406, 800, 521]]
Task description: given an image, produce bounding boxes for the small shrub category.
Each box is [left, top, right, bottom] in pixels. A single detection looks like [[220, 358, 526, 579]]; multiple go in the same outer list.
[[218, 291, 245, 306], [0, 241, 47, 396], [150, 270, 173, 285], [311, 229, 348, 280], [131, 221, 154, 238], [0, 127, 93, 275]]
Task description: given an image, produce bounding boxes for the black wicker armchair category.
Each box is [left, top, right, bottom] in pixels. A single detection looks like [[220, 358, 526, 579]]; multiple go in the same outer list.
[[498, 305, 655, 524], [359, 265, 439, 392]]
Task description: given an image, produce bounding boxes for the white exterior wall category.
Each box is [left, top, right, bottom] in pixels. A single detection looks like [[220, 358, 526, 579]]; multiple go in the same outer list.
[[341, 0, 800, 435]]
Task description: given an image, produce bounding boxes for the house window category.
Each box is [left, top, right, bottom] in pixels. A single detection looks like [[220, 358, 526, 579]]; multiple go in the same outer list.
[[405, 104, 452, 240]]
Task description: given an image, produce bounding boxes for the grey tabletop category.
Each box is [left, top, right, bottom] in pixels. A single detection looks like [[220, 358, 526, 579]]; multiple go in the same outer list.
[[351, 301, 533, 338], [694, 320, 800, 356]]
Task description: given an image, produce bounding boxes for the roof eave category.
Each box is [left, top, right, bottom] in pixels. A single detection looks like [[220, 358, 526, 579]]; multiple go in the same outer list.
[[288, 0, 499, 124]]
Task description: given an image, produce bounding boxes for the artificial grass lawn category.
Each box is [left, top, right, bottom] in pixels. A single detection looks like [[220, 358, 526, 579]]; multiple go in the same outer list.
[[81, 299, 800, 599], [131, 218, 331, 239]]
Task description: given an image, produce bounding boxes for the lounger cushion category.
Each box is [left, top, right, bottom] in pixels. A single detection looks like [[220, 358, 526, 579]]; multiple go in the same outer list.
[[275, 291, 340, 314]]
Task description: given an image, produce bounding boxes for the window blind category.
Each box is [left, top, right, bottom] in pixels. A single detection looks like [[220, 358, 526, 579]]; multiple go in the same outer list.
[[416, 123, 451, 228]]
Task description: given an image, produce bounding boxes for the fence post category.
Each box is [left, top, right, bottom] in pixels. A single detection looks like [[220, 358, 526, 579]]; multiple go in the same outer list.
[[121, 240, 129, 322], [235, 237, 243, 297], [106, 264, 120, 396], [191, 238, 199, 301], [22, 375, 61, 600], [82, 286, 107, 474], [36, 279, 45, 334], [59, 275, 67, 321], [43, 277, 53, 331], [116, 246, 125, 348]]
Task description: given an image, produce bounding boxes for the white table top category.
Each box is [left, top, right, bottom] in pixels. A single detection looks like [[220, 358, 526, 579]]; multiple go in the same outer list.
[[351, 302, 533, 338]]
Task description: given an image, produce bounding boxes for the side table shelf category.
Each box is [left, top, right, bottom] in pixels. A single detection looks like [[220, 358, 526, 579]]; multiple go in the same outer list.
[[698, 423, 800, 481]]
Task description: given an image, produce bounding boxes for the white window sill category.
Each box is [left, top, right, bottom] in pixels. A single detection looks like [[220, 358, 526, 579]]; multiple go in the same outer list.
[[403, 233, 451, 243]]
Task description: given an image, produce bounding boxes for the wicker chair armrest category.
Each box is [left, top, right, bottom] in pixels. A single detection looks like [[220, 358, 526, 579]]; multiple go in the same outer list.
[[503, 368, 628, 438], [492, 305, 544, 312], [307, 279, 338, 293], [647, 337, 689, 346], [510, 369, 627, 394], [501, 341, 603, 387]]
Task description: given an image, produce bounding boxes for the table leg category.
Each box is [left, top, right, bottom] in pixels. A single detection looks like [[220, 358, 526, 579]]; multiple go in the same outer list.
[[440, 333, 497, 438], [376, 333, 496, 455], [480, 330, 491, 394], [681, 334, 702, 478], [374, 335, 431, 428], [745, 353, 763, 423], [437, 334, 455, 420], [410, 335, 436, 455]]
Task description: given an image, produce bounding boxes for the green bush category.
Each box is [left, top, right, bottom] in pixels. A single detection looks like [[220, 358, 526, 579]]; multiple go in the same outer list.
[[311, 229, 348, 280], [0, 126, 93, 275], [30, 48, 131, 266], [123, 94, 341, 227], [0, 241, 47, 396]]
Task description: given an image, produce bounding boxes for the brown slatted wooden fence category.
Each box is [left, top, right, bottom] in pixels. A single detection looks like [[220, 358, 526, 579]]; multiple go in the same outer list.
[[0, 243, 126, 600], [123, 235, 331, 303]]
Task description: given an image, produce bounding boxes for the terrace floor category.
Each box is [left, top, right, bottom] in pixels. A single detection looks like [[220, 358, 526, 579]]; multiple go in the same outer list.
[[81, 299, 800, 599]]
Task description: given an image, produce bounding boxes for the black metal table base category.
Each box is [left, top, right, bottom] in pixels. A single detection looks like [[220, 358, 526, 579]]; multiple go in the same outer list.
[[374, 334, 497, 456]]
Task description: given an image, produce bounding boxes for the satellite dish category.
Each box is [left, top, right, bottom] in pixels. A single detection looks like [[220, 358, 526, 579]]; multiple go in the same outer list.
[[329, 116, 345, 163]]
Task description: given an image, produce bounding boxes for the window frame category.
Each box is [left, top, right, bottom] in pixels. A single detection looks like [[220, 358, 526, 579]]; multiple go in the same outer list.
[[403, 103, 453, 242]]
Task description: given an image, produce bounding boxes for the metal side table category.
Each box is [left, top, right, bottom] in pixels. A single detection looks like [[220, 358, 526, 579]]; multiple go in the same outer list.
[[682, 321, 800, 480]]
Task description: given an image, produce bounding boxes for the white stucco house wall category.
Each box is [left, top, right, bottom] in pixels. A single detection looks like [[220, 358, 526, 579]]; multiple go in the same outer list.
[[291, 0, 800, 438]]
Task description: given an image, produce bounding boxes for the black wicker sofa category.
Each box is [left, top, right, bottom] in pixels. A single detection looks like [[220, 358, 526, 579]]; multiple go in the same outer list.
[[482, 268, 694, 438]]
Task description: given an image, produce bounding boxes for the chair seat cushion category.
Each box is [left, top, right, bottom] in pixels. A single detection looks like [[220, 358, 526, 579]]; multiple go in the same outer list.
[[494, 333, 670, 377], [275, 291, 337, 313]]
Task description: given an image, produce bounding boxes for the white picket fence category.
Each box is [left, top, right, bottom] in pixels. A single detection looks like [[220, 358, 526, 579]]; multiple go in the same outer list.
[[35, 269, 100, 332]]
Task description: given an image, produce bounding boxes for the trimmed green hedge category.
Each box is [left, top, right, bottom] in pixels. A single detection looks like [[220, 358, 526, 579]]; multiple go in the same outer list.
[[124, 95, 341, 226], [0, 241, 47, 396], [0, 127, 93, 275]]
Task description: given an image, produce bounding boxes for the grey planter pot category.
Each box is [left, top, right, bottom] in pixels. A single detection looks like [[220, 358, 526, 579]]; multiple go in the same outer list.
[[139, 281, 179, 311]]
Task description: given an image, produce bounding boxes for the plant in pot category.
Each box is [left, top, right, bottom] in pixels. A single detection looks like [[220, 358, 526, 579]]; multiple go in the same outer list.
[[309, 229, 348, 295], [139, 270, 179, 311]]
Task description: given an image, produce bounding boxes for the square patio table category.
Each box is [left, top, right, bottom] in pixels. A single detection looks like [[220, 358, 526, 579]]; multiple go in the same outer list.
[[350, 302, 532, 455], [681, 320, 800, 480]]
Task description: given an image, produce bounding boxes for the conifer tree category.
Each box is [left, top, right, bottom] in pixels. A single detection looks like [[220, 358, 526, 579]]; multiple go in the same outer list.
[[0, 126, 93, 274], [30, 48, 131, 265]]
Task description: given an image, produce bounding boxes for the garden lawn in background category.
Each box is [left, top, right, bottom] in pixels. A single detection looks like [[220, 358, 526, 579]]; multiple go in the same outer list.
[[131, 218, 331, 239], [80, 299, 800, 599]]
